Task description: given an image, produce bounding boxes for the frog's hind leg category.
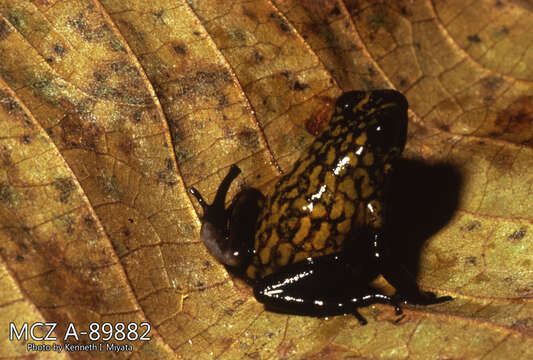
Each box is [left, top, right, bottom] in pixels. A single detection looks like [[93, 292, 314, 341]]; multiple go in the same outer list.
[[253, 253, 400, 325]]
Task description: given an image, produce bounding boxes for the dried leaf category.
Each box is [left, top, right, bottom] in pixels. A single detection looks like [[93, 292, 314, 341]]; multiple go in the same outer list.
[[0, 0, 531, 359]]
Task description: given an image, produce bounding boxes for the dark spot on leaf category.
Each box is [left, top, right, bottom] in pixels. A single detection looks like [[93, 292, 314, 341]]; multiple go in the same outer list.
[[68, 12, 110, 41], [495, 95, 533, 135], [196, 281, 206, 291], [367, 6, 398, 32], [45, 57, 54, 63], [110, 61, 126, 72], [123, 228, 130, 237], [133, 109, 143, 123], [54, 44, 66, 55], [54, 178, 76, 203], [237, 128, 260, 150], [224, 308, 235, 316], [481, 76, 503, 90], [0, 147, 13, 166], [97, 174, 121, 200], [7, 10, 24, 28], [84, 216, 95, 227], [281, 71, 290, 78], [398, 77, 408, 88], [438, 123, 450, 132], [32, 76, 52, 91], [0, 182, 14, 205], [269, 12, 291, 33], [0, 18, 11, 40], [331, 6, 341, 15], [109, 39, 126, 52], [218, 93, 228, 106], [128, 218, 134, 223], [166, 158, 173, 171], [495, 0, 504, 8], [0, 90, 21, 113], [253, 51, 263, 63], [508, 227, 527, 241], [193, 31, 201, 36], [467, 34, 481, 43], [233, 298, 246, 307], [157, 169, 175, 183], [153, 10, 164, 21], [465, 221, 481, 231], [15, 254, 24, 262], [21, 135, 31, 144], [173, 44, 187, 55], [93, 71, 106, 82], [466, 256, 477, 265], [483, 95, 494, 104], [176, 69, 232, 98], [293, 81, 309, 91]]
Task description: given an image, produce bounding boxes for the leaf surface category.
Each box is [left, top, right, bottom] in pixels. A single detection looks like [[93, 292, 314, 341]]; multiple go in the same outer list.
[[0, 0, 531, 359]]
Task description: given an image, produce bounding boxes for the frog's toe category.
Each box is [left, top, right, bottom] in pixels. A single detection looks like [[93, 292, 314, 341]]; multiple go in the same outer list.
[[353, 310, 368, 325], [412, 292, 452, 305]]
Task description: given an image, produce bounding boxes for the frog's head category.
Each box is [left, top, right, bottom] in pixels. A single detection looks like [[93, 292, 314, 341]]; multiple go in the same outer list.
[[336, 90, 408, 163]]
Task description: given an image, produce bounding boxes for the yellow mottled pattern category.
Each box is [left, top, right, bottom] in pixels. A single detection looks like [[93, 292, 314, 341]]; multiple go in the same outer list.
[[326, 146, 336, 165], [339, 177, 357, 200], [354, 93, 371, 112], [324, 171, 336, 190], [330, 194, 344, 219], [344, 202, 356, 219], [312, 222, 330, 250], [244, 91, 402, 280], [308, 165, 323, 192], [340, 133, 353, 152], [286, 156, 314, 187], [363, 152, 374, 166], [294, 217, 311, 244], [259, 246, 271, 265], [286, 187, 299, 199], [293, 251, 310, 263], [276, 243, 294, 266], [355, 132, 367, 145], [337, 219, 352, 234], [310, 203, 326, 218]]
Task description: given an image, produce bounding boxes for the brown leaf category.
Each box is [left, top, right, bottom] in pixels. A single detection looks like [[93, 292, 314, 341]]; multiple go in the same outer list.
[[0, 0, 531, 359]]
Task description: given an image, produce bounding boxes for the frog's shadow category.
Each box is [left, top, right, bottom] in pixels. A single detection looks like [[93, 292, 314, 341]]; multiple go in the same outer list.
[[386, 159, 463, 277]]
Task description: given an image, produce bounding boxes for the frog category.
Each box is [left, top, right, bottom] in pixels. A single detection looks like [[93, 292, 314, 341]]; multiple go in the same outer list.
[[190, 90, 452, 324]]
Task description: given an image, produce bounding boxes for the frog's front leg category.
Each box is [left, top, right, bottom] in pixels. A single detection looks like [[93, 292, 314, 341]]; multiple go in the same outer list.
[[190, 165, 264, 268], [253, 253, 402, 325]]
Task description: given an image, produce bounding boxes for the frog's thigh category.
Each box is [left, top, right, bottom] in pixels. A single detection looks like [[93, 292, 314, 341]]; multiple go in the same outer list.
[[253, 253, 395, 324]]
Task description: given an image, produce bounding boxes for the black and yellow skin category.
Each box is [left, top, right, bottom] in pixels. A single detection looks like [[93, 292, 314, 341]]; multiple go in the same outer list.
[[190, 90, 451, 324]]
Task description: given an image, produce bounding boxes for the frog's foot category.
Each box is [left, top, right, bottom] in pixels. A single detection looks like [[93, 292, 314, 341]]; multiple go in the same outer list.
[[353, 310, 368, 325], [393, 291, 452, 306]]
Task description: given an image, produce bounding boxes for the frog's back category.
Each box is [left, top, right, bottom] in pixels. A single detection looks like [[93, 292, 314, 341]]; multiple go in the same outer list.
[[245, 91, 408, 280]]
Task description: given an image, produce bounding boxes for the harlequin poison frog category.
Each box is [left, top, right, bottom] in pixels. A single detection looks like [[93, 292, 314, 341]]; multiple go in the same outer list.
[[190, 90, 451, 324]]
